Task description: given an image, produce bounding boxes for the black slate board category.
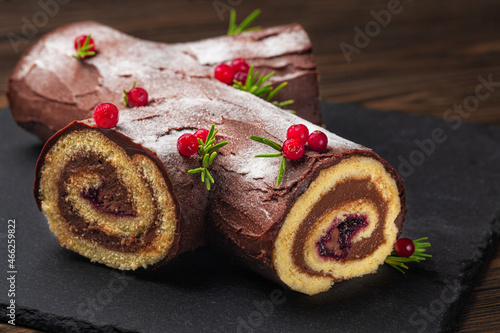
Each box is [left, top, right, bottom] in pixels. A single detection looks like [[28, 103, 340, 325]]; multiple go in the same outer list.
[[1, 103, 500, 333]]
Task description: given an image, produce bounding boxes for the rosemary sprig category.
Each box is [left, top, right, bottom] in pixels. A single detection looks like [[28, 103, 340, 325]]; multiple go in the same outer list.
[[123, 80, 137, 107], [233, 66, 294, 111], [385, 237, 432, 274], [227, 9, 262, 36], [72, 34, 95, 59], [188, 125, 228, 190], [249, 135, 286, 187]]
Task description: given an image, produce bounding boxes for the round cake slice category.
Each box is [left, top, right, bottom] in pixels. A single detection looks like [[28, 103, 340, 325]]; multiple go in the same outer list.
[[34, 121, 207, 270], [272, 154, 403, 294]]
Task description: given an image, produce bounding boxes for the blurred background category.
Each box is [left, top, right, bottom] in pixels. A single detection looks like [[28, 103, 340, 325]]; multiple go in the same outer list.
[[1, 0, 499, 331]]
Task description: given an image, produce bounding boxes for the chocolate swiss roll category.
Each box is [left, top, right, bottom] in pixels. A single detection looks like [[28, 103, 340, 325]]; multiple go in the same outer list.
[[209, 120, 406, 295], [34, 74, 405, 294], [8, 21, 320, 141]]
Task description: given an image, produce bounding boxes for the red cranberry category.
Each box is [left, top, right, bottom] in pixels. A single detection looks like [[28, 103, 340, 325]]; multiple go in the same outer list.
[[214, 64, 234, 84], [395, 237, 415, 258], [234, 71, 248, 84], [127, 87, 148, 107], [194, 128, 209, 143], [282, 138, 305, 160], [286, 124, 309, 145], [74, 35, 96, 59], [231, 58, 250, 74], [93, 103, 119, 129], [177, 133, 199, 156], [308, 130, 328, 151]]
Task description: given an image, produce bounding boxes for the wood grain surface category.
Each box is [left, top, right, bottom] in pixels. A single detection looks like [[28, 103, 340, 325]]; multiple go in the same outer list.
[[1, 0, 499, 331]]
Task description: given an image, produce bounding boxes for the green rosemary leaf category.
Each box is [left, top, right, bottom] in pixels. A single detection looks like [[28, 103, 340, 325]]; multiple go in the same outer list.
[[201, 169, 205, 183], [386, 261, 408, 274], [276, 156, 286, 186], [206, 169, 215, 183], [255, 153, 283, 158], [233, 81, 244, 89], [202, 154, 210, 168], [207, 125, 216, 142], [206, 141, 228, 155], [188, 168, 204, 174], [253, 84, 273, 97], [260, 72, 275, 85], [123, 89, 129, 107], [233, 9, 262, 35], [249, 135, 267, 144], [278, 99, 295, 106], [205, 175, 211, 190], [386, 256, 420, 263], [249, 136, 282, 152], [274, 100, 294, 107], [83, 34, 91, 48], [208, 151, 217, 166], [205, 139, 216, 149], [227, 9, 237, 35], [262, 138, 282, 152], [266, 82, 287, 101], [248, 85, 259, 95], [245, 66, 255, 89]]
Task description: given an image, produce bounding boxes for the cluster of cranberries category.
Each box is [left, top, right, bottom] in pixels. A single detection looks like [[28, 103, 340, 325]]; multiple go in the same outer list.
[[282, 124, 328, 160], [214, 58, 250, 84], [395, 237, 415, 258], [177, 129, 209, 156]]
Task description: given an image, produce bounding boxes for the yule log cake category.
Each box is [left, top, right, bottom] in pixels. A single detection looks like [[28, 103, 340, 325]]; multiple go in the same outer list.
[[34, 81, 405, 295], [7, 21, 320, 142], [12, 21, 407, 295]]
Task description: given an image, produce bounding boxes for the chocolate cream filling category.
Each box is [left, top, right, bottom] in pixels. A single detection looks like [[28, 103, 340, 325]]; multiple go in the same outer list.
[[292, 178, 388, 278], [57, 152, 160, 252]]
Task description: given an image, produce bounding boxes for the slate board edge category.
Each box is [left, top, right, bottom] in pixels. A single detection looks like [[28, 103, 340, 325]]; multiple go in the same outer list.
[[0, 306, 137, 333]]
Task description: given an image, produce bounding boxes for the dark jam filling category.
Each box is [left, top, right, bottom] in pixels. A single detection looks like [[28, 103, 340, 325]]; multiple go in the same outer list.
[[317, 214, 368, 260], [81, 186, 137, 217]]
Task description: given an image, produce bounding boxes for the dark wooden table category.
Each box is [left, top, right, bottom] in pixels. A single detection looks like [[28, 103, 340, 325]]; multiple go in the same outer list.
[[1, 0, 499, 331]]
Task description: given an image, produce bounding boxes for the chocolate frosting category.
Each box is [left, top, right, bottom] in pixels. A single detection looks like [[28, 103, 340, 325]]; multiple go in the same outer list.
[[8, 21, 320, 141]]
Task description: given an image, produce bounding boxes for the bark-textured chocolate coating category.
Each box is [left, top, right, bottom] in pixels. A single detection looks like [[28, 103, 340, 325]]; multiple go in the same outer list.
[[29, 22, 404, 289], [8, 21, 320, 141]]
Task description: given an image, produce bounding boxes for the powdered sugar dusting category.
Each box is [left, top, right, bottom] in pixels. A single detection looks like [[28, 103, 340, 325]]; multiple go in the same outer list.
[[18, 21, 366, 186], [184, 24, 312, 65]]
